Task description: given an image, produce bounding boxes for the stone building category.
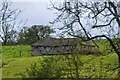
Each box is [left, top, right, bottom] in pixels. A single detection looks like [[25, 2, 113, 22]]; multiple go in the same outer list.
[[31, 38, 97, 56]]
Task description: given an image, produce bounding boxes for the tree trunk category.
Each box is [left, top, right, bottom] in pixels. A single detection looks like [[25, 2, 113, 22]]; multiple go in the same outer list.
[[4, 39, 7, 45], [4, 35, 7, 45], [73, 56, 79, 79]]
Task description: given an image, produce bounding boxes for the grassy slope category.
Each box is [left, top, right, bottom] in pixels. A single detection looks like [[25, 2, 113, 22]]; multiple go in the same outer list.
[[2, 45, 31, 59], [2, 45, 33, 78], [2, 57, 40, 78], [1, 45, 119, 78]]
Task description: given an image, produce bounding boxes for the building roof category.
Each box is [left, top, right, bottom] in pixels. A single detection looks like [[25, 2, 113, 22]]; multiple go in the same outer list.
[[32, 38, 95, 47]]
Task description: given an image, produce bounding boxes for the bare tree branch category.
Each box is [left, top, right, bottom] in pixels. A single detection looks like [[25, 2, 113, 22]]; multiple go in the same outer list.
[[92, 17, 115, 28]]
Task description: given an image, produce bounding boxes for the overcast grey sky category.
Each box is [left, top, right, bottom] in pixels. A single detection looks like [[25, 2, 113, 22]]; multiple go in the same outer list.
[[11, 2, 71, 37], [11, 2, 56, 27], [10, 1, 102, 37], [10, 0, 120, 38]]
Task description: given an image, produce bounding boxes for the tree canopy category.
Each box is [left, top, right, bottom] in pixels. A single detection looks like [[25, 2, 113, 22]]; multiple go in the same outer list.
[[18, 25, 55, 44]]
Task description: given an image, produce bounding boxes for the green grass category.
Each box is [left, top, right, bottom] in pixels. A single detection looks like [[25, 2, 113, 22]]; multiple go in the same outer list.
[[79, 53, 118, 78], [2, 57, 40, 78], [22, 53, 118, 78], [1, 45, 119, 78], [2, 45, 31, 58], [2, 45, 32, 78]]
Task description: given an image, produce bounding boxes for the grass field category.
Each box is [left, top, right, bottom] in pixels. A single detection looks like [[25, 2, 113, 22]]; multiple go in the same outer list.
[[2, 45, 31, 58], [1, 45, 119, 78]]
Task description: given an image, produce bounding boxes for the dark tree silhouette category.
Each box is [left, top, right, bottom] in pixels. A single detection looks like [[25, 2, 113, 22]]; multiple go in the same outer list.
[[18, 25, 55, 44]]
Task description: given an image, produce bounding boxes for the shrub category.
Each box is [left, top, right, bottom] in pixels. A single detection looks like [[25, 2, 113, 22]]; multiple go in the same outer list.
[[23, 56, 64, 78]]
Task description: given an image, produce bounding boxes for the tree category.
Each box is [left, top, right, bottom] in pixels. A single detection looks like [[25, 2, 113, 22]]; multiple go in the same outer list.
[[51, 0, 120, 78], [18, 25, 55, 44], [0, 1, 24, 45], [17, 26, 28, 44]]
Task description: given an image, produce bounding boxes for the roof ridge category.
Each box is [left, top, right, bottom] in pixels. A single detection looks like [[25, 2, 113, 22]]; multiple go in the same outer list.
[[32, 38, 94, 47]]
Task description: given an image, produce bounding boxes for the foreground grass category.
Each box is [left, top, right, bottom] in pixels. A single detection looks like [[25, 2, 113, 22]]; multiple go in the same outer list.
[[0, 68, 1, 79], [2, 57, 40, 78], [2, 45, 32, 78], [2, 45, 119, 78]]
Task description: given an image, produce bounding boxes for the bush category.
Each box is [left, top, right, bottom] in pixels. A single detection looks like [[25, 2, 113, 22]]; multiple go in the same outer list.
[[23, 56, 64, 78]]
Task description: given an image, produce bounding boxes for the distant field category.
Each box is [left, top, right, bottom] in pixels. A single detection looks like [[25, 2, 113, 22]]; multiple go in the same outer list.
[[2, 45, 31, 58], [1, 45, 119, 78]]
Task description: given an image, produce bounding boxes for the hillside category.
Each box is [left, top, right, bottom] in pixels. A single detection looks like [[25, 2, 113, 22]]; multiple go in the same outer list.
[[1, 45, 119, 78]]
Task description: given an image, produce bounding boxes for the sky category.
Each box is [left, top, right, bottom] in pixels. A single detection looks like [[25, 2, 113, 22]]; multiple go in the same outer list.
[[10, 0, 118, 28], [11, 2, 56, 27], [6, 0, 120, 38], [10, 1, 74, 37], [11, 2, 62, 37]]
